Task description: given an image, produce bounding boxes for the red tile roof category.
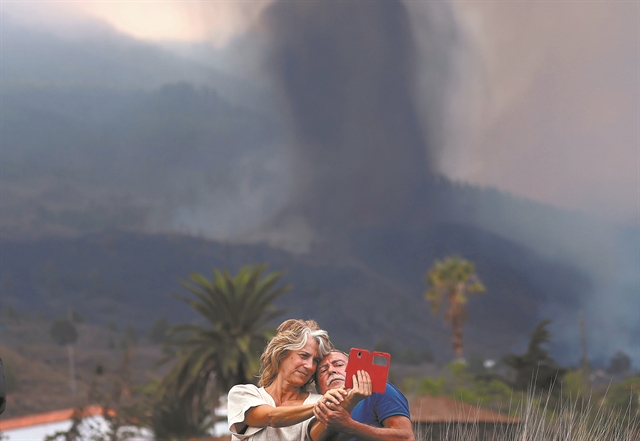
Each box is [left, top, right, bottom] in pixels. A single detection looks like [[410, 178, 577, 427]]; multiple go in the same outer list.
[[409, 396, 519, 423], [0, 405, 110, 431], [1, 397, 516, 434]]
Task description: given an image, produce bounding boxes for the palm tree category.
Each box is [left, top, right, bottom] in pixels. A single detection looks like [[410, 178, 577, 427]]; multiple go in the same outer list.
[[157, 263, 290, 428], [424, 256, 485, 361]]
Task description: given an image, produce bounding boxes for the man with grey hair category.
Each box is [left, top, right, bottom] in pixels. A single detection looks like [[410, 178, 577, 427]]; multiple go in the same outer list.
[[311, 350, 414, 441]]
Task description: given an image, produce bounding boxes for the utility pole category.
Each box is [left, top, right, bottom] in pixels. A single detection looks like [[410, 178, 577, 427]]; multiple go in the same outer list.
[[67, 308, 77, 395], [579, 310, 590, 392]]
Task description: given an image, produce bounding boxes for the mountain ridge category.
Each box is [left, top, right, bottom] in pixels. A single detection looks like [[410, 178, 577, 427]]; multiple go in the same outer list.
[[0, 225, 591, 364]]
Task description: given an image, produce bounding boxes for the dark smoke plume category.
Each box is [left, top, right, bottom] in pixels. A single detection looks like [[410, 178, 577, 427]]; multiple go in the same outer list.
[[262, 0, 434, 231]]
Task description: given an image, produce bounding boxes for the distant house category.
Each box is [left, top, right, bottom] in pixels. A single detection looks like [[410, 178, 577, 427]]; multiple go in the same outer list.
[[0, 406, 151, 441], [0, 404, 229, 441], [1, 397, 517, 441], [409, 395, 520, 441]]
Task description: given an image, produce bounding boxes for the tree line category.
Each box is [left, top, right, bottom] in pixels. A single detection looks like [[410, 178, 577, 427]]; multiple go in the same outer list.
[[42, 258, 637, 440]]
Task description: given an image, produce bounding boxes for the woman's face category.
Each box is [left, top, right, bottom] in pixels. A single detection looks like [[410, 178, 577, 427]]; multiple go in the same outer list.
[[278, 337, 320, 387]]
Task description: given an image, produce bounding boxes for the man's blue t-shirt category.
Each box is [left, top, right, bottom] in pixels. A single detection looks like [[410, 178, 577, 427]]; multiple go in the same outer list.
[[336, 382, 411, 441]]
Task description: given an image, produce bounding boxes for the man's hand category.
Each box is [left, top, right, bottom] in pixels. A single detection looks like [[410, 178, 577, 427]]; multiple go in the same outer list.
[[309, 370, 375, 441], [344, 370, 372, 409], [313, 399, 354, 432], [313, 370, 372, 432]]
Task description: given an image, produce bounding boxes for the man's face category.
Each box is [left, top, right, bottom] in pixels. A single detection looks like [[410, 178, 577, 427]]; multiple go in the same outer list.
[[316, 351, 348, 394]]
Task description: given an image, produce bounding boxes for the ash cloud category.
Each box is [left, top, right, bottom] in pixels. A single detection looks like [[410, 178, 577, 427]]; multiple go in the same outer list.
[[251, 0, 639, 367], [259, 0, 442, 231]]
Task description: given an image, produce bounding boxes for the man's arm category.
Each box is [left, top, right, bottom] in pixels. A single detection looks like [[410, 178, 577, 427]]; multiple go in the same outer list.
[[313, 403, 414, 441], [309, 371, 372, 441]]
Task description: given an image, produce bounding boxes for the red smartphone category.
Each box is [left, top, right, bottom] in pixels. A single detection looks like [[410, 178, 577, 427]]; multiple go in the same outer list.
[[344, 348, 390, 393]]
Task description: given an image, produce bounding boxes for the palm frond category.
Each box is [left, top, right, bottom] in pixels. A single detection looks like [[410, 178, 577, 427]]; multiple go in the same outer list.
[[159, 262, 289, 424]]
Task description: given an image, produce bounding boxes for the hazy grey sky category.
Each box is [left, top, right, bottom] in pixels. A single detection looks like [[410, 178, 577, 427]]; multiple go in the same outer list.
[[443, 2, 639, 225], [4, 1, 638, 225], [2, 0, 638, 367]]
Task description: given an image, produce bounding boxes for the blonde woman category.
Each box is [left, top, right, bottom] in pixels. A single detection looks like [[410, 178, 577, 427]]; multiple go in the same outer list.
[[227, 319, 338, 440]]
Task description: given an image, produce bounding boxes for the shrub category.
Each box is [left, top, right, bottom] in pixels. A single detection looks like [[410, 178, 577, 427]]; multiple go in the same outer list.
[[606, 376, 640, 417], [419, 377, 445, 396]]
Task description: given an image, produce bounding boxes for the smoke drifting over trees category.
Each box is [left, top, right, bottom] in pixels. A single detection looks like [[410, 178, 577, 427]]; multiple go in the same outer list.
[[262, 0, 432, 230]]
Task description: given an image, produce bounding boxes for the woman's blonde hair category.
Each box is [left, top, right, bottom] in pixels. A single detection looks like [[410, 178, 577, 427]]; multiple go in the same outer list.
[[258, 319, 333, 390]]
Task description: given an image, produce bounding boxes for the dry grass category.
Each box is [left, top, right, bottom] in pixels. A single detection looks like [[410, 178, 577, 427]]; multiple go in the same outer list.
[[413, 389, 639, 441]]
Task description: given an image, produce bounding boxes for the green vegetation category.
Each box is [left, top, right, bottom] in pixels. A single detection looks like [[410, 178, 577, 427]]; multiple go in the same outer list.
[[154, 263, 290, 436], [503, 319, 567, 394], [606, 376, 640, 416], [403, 360, 515, 409], [138, 378, 214, 441], [405, 358, 639, 440], [424, 256, 486, 360], [404, 320, 568, 404], [4, 259, 638, 441], [44, 362, 147, 441], [403, 318, 638, 440]]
